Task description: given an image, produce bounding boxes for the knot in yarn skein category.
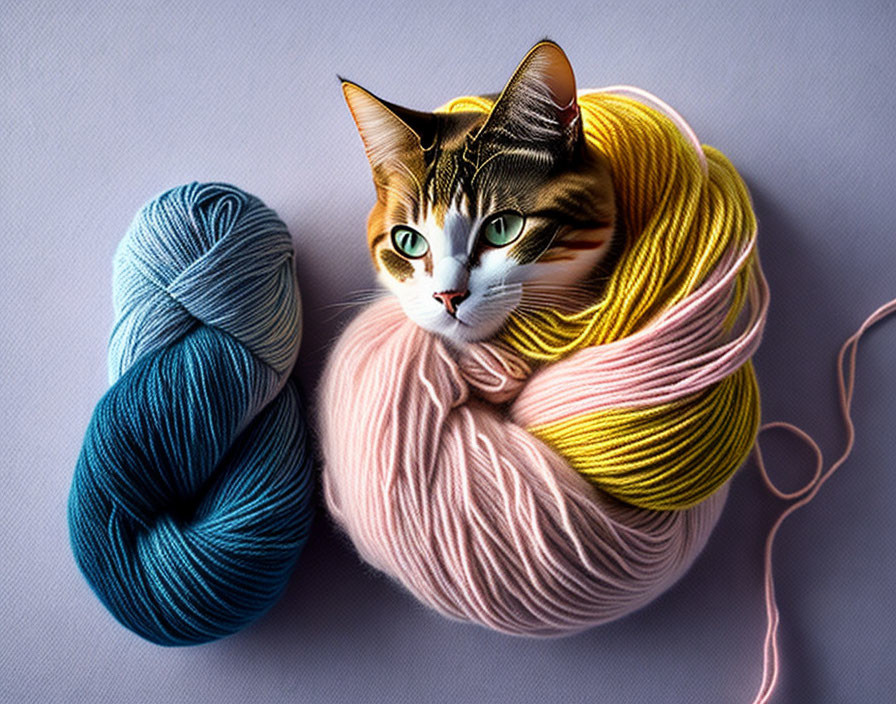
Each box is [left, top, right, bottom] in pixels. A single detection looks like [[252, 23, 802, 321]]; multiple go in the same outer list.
[[320, 91, 768, 636], [69, 182, 314, 645]]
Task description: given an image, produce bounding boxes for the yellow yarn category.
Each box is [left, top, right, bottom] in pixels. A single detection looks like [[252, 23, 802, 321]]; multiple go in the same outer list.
[[439, 92, 761, 510]]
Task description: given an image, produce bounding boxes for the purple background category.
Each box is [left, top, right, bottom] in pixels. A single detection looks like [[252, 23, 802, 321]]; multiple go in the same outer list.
[[2, 2, 895, 702]]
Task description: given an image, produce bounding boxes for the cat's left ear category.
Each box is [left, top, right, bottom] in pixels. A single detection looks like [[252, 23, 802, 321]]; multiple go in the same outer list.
[[472, 41, 581, 155]]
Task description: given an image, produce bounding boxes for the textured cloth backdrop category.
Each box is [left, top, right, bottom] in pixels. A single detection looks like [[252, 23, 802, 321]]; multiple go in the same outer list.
[[1, 2, 894, 703]]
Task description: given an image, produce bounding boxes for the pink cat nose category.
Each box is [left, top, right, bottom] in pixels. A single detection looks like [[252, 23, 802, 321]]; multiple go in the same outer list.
[[433, 289, 470, 316]]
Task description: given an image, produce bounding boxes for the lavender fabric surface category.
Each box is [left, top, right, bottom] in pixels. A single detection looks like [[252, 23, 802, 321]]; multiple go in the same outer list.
[[2, 2, 895, 703]]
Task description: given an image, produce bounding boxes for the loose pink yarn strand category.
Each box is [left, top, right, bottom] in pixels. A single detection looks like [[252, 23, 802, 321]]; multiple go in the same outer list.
[[750, 298, 896, 704]]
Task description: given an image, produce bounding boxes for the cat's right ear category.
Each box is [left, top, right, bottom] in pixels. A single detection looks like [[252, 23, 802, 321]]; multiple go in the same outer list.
[[341, 80, 433, 181]]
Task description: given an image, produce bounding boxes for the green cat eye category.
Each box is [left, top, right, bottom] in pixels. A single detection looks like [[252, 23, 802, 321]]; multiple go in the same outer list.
[[391, 226, 429, 258], [482, 212, 525, 247]]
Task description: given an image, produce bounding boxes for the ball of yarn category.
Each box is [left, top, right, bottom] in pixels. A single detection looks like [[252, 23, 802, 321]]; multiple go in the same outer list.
[[69, 182, 314, 645], [320, 92, 768, 635]]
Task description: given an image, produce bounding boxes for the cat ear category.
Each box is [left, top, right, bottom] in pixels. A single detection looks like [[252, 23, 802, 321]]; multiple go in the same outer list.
[[473, 41, 580, 152], [341, 80, 436, 179]]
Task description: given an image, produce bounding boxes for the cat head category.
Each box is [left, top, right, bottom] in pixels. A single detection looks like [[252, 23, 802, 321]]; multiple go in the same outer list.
[[342, 41, 617, 343]]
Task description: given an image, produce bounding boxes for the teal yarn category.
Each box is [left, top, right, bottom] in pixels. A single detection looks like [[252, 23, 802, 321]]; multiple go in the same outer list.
[[68, 182, 314, 646]]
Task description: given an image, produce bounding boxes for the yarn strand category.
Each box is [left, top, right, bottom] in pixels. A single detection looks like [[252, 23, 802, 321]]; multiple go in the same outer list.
[[751, 297, 896, 704]]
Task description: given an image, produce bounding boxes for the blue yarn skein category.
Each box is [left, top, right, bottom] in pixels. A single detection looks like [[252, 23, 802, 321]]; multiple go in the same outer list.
[[68, 182, 314, 646]]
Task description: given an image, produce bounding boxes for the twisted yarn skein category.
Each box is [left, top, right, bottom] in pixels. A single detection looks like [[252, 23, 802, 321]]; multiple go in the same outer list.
[[69, 182, 314, 645], [320, 90, 767, 635]]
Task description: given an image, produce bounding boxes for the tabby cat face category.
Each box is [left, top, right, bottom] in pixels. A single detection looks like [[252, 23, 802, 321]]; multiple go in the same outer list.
[[343, 41, 617, 343]]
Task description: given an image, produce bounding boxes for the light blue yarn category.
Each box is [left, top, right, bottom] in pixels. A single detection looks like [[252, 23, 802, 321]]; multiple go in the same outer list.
[[68, 183, 314, 646]]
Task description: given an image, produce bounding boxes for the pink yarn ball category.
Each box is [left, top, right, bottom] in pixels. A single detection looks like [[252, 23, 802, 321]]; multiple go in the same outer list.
[[320, 298, 726, 636]]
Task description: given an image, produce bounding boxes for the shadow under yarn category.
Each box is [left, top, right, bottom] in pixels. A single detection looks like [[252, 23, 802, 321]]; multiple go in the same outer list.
[[68, 182, 315, 646]]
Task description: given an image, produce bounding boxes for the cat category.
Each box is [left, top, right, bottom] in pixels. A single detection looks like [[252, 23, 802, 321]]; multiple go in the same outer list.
[[342, 40, 619, 343]]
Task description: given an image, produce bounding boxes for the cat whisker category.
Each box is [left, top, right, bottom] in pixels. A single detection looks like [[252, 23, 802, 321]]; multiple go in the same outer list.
[[320, 291, 387, 309], [518, 293, 593, 311], [316, 289, 390, 323], [521, 281, 601, 295], [482, 288, 520, 301], [320, 295, 384, 311]]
